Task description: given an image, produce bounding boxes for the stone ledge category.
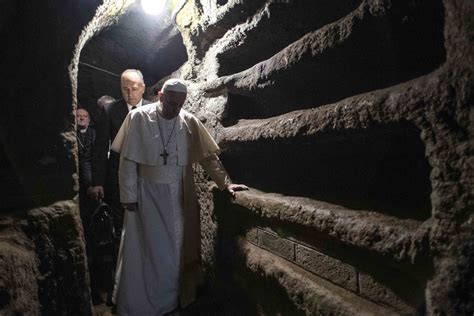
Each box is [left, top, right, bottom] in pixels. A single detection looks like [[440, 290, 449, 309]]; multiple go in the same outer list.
[[204, 0, 377, 93], [205, 0, 267, 32], [245, 227, 417, 312], [214, 0, 361, 76], [204, 0, 444, 118], [179, 0, 268, 57], [217, 75, 430, 146], [240, 239, 398, 315], [247, 227, 358, 292], [233, 188, 428, 264]]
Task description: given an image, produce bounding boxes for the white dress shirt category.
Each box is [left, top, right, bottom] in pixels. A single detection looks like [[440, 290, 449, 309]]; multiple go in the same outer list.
[[127, 99, 143, 112]]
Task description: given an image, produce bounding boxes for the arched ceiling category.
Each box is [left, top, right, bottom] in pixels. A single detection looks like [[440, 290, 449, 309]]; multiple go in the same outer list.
[[78, 3, 187, 107]]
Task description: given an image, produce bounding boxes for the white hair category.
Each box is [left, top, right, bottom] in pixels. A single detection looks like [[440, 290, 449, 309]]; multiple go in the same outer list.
[[121, 69, 145, 85]]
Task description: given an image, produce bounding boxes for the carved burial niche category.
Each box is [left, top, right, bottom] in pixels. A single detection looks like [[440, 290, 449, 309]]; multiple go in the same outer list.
[[221, 120, 432, 220]]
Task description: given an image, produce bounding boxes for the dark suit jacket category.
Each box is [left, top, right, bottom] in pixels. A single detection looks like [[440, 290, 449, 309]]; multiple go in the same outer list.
[[77, 126, 96, 189], [91, 99, 151, 187]]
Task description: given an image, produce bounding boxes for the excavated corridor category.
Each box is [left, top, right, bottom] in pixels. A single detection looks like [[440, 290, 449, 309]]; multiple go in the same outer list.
[[0, 0, 473, 315]]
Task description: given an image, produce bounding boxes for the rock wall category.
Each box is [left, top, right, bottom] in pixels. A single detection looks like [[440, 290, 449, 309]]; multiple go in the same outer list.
[[1, 0, 471, 314], [174, 0, 473, 314], [0, 0, 112, 314], [77, 2, 187, 108], [0, 0, 185, 314]]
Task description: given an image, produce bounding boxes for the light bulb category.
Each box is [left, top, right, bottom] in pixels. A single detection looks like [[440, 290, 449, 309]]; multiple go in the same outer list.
[[141, 0, 166, 15]]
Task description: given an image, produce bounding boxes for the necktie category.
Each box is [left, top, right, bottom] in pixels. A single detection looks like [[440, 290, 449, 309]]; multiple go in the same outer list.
[[131, 105, 136, 110]]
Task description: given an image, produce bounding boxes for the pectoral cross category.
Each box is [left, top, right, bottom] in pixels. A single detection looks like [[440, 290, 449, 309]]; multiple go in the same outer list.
[[160, 149, 169, 165]]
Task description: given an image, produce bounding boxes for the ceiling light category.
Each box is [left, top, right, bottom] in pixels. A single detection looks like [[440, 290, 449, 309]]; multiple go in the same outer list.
[[141, 0, 166, 15]]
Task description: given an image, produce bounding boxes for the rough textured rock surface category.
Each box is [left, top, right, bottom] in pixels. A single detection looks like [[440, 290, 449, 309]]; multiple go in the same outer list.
[[0, 0, 472, 314], [1, 1, 192, 315], [0, 0, 105, 314], [0, 202, 90, 315], [171, 0, 473, 314], [77, 3, 188, 108], [26, 201, 90, 315], [0, 217, 40, 315]]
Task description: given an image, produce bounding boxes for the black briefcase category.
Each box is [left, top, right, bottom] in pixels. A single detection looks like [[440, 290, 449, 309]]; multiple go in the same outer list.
[[89, 200, 116, 249]]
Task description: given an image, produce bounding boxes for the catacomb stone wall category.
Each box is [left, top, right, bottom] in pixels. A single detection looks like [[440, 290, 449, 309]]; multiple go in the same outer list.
[[173, 0, 473, 314], [77, 3, 187, 110], [0, 0, 472, 315], [0, 0, 103, 314]]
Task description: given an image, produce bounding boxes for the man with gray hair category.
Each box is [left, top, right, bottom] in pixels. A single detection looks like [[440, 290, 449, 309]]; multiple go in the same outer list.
[[89, 69, 151, 302], [97, 95, 116, 111], [111, 78, 247, 315]]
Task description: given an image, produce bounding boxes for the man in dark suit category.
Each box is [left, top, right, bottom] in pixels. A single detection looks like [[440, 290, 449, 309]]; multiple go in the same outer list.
[[87, 69, 151, 302]]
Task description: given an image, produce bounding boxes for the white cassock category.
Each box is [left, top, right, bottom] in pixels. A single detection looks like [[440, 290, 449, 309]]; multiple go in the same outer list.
[[110, 103, 230, 316]]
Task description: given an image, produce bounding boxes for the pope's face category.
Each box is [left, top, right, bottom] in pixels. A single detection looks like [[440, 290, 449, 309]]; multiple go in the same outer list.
[[76, 108, 90, 128], [159, 90, 187, 119], [121, 72, 145, 106]]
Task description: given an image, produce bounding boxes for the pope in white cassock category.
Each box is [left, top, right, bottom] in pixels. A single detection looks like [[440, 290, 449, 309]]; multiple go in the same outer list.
[[110, 78, 248, 315]]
